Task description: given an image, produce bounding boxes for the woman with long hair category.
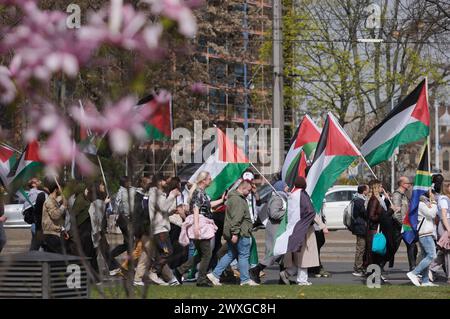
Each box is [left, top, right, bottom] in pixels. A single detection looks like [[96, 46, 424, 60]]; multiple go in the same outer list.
[[364, 179, 398, 281], [173, 171, 225, 287]]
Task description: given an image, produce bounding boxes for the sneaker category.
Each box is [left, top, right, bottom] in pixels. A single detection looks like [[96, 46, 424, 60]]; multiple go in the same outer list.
[[240, 280, 259, 286], [109, 268, 121, 276], [168, 278, 180, 286], [313, 272, 322, 278], [260, 271, 266, 278], [149, 272, 169, 286], [407, 271, 421, 287], [320, 269, 331, 278], [428, 270, 435, 282], [421, 282, 439, 287], [279, 270, 290, 285], [184, 272, 198, 282], [381, 275, 389, 282], [172, 268, 183, 285], [206, 273, 222, 286], [133, 280, 145, 287], [352, 272, 365, 277], [297, 281, 312, 286], [249, 267, 261, 284]]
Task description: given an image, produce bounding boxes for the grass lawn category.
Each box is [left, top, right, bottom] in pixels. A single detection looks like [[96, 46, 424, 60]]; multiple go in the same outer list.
[[91, 284, 450, 299]]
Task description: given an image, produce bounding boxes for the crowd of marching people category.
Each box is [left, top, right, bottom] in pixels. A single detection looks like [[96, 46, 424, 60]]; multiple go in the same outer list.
[[0, 168, 449, 288], [349, 175, 450, 287]]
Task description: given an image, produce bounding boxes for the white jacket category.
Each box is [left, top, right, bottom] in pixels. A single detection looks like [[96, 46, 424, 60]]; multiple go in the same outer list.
[[418, 201, 437, 238], [148, 187, 177, 235]]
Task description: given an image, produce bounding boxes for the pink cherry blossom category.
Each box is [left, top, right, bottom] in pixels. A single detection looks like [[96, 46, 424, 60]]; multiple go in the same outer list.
[[2, 2, 95, 86], [190, 82, 207, 95], [71, 96, 158, 154], [0, 66, 16, 104], [144, 0, 197, 38], [39, 123, 94, 177]]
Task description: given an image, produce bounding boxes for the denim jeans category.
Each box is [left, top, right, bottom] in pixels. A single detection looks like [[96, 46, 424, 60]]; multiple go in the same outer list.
[[413, 235, 436, 284], [213, 236, 251, 284]]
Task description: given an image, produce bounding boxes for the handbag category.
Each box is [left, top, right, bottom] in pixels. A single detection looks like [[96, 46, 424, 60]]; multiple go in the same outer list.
[[372, 225, 387, 256], [437, 231, 450, 250]]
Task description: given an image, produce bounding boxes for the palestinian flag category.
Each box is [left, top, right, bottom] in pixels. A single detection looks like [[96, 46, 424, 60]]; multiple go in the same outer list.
[[281, 115, 321, 187], [402, 142, 431, 245], [0, 144, 16, 186], [189, 127, 249, 200], [361, 79, 429, 167], [306, 113, 361, 213], [7, 141, 43, 189], [137, 95, 172, 141]]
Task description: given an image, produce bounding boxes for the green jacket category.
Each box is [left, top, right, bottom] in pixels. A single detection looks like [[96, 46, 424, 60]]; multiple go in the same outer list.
[[223, 190, 253, 240]]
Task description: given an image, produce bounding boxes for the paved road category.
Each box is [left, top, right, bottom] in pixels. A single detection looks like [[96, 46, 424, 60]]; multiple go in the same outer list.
[[1, 227, 410, 262], [2, 227, 436, 287]]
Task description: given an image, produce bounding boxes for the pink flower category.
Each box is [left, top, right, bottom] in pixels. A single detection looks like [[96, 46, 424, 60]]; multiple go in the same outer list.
[[39, 123, 94, 177], [154, 90, 172, 104], [2, 2, 94, 86], [190, 82, 207, 95], [0, 66, 16, 104], [79, 5, 164, 58], [71, 96, 158, 154], [144, 0, 197, 38]]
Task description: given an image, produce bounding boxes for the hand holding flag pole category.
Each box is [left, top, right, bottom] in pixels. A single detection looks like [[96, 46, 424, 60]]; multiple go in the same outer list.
[[250, 162, 281, 197]]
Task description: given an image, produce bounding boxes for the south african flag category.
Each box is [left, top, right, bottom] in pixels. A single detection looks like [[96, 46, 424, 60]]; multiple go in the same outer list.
[[402, 142, 431, 245]]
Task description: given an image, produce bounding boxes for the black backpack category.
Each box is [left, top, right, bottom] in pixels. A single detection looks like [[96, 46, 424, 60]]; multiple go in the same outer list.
[[22, 205, 35, 224]]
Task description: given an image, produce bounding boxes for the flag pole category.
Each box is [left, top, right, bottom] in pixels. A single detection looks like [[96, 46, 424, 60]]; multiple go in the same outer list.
[[250, 162, 280, 196], [427, 136, 431, 174], [359, 155, 378, 179], [156, 152, 172, 174], [0, 142, 21, 154], [97, 156, 109, 197], [70, 141, 76, 179]]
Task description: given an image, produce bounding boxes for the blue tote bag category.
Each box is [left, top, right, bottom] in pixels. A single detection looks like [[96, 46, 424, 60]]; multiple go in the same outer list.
[[372, 225, 386, 256]]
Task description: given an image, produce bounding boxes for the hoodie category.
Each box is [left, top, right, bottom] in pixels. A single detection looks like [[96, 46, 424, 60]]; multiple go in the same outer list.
[[418, 196, 438, 238]]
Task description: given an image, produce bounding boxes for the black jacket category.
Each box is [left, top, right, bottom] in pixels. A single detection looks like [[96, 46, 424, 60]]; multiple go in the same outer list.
[[352, 197, 367, 236], [33, 192, 47, 232]]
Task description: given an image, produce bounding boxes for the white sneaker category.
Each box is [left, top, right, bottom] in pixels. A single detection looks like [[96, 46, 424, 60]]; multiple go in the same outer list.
[[352, 272, 364, 277], [297, 281, 312, 286], [206, 273, 222, 286], [407, 271, 421, 287], [421, 282, 439, 287], [380, 275, 389, 282], [149, 272, 169, 286], [240, 280, 259, 286], [109, 268, 121, 276], [168, 278, 180, 286], [428, 270, 435, 282], [279, 270, 290, 285], [133, 280, 145, 287]]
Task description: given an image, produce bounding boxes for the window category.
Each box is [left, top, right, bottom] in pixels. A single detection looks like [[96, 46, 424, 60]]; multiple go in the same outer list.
[[444, 151, 449, 171], [325, 190, 354, 202]]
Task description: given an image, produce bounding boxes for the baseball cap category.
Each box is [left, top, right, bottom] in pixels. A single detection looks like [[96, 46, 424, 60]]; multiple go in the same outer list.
[[242, 172, 254, 181]]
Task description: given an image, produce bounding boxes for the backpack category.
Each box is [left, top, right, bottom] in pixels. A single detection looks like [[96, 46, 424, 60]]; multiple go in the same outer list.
[[343, 199, 355, 231], [22, 206, 35, 224]]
